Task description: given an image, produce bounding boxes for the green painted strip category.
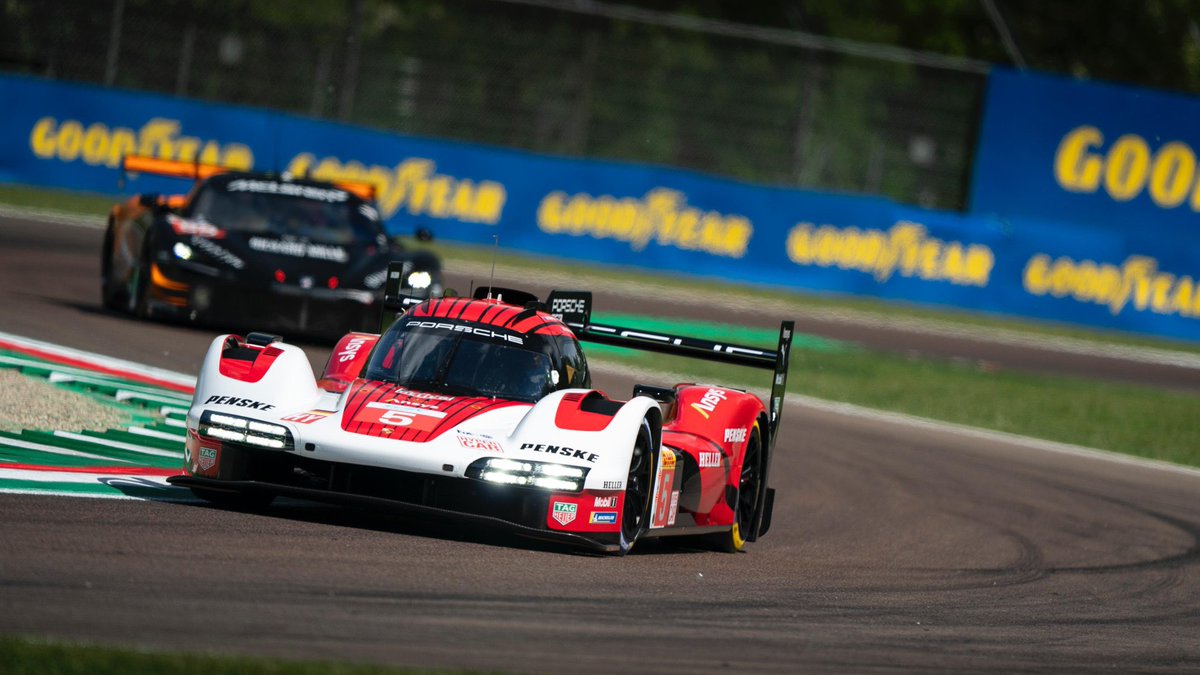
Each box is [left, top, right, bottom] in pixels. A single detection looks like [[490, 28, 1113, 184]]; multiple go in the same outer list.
[[591, 311, 848, 353]]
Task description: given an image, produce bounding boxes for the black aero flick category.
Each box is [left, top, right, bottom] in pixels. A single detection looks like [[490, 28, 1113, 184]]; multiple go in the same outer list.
[[100, 156, 442, 339]]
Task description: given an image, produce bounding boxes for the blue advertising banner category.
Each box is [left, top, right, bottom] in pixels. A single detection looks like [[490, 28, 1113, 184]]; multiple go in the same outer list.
[[1, 73, 1197, 342], [970, 67, 1200, 238]]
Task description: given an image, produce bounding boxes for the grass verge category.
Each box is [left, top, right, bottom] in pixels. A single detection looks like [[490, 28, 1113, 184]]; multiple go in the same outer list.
[[0, 636, 459, 675]]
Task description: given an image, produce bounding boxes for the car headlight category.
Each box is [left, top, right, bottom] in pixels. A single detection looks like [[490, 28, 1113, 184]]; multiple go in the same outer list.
[[199, 411, 294, 450], [466, 457, 589, 492], [406, 270, 433, 290], [173, 242, 193, 260]]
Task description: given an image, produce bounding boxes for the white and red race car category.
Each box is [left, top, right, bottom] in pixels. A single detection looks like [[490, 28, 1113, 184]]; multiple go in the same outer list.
[[170, 268, 793, 554]]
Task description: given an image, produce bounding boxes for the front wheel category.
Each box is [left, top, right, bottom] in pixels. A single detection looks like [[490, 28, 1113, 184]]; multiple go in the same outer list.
[[100, 223, 122, 310], [618, 417, 656, 555]]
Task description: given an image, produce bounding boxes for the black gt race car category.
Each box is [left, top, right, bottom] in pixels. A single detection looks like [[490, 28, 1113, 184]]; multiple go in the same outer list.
[[101, 156, 442, 339]]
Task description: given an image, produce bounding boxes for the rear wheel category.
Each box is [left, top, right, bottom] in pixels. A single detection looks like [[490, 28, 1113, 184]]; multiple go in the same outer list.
[[100, 223, 121, 310], [618, 418, 656, 554], [708, 421, 763, 553], [190, 487, 275, 511]]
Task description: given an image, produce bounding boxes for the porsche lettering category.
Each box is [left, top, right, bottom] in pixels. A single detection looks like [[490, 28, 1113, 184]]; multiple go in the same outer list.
[[406, 320, 524, 345], [520, 442, 598, 463]]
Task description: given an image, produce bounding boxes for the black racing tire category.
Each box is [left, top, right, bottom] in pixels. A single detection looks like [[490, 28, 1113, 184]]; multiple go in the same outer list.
[[128, 237, 153, 318], [707, 421, 763, 553], [618, 417, 656, 555], [100, 223, 121, 311], [190, 487, 275, 511]]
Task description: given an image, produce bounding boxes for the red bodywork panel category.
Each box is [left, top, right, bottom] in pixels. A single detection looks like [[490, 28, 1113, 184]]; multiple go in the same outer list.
[[545, 490, 624, 533], [319, 332, 379, 392], [659, 384, 766, 528], [554, 391, 616, 431], [218, 342, 283, 383], [340, 380, 526, 443]]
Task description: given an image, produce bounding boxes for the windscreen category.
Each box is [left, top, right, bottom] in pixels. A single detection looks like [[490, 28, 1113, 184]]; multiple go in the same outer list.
[[366, 325, 554, 403], [188, 179, 382, 246]]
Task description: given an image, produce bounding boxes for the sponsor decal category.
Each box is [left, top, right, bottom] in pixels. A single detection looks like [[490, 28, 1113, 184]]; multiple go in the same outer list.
[[602, 480, 623, 490], [392, 387, 454, 402], [689, 388, 727, 419], [552, 501, 577, 526], [519, 442, 598, 463], [590, 511, 618, 525], [668, 491, 678, 526], [204, 395, 275, 410], [198, 447, 217, 471], [550, 296, 586, 318], [29, 116, 253, 170], [650, 449, 677, 529], [724, 427, 747, 443], [227, 178, 349, 203], [286, 153, 507, 224], [698, 451, 722, 468], [355, 401, 447, 430], [249, 237, 348, 263], [457, 434, 503, 453], [786, 221, 994, 287], [190, 235, 244, 269], [1024, 253, 1200, 319], [168, 214, 224, 238], [280, 411, 329, 424], [594, 496, 618, 508], [537, 188, 753, 259], [337, 336, 370, 363], [405, 320, 524, 345]]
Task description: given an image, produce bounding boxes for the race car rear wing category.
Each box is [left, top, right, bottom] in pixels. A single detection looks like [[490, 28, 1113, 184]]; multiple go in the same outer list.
[[546, 290, 794, 450], [120, 155, 379, 201]]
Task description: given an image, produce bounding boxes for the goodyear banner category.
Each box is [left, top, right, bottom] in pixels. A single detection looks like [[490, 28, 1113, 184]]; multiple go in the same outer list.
[[0, 73, 1197, 342]]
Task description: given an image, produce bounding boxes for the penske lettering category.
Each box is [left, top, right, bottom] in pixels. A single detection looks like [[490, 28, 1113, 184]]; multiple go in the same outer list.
[[406, 320, 524, 345], [723, 428, 747, 443], [520, 442, 598, 463], [689, 388, 727, 419], [205, 395, 275, 410]]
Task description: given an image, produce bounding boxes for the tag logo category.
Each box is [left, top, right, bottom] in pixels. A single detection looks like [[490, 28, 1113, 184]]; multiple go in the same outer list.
[[552, 502, 577, 526]]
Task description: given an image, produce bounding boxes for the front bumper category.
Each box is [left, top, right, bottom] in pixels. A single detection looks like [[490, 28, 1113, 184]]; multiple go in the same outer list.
[[167, 442, 621, 553], [146, 263, 395, 336]]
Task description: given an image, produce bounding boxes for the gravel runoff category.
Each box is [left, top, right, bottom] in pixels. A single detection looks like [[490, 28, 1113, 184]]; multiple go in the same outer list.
[[0, 369, 129, 432]]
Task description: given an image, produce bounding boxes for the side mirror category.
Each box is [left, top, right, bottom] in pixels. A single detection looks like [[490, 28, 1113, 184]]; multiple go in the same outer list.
[[415, 227, 434, 242]]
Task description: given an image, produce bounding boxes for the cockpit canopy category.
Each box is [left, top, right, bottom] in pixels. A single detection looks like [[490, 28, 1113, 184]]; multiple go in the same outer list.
[[364, 311, 590, 403]]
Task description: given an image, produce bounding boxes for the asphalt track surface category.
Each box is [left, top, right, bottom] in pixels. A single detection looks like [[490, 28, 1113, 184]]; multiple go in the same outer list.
[[1, 215, 1199, 672]]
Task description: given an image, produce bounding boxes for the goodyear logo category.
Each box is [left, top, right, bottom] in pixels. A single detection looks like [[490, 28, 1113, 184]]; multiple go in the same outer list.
[[1024, 253, 1200, 319], [1055, 126, 1200, 210], [786, 221, 993, 286], [29, 116, 252, 169], [537, 188, 753, 258], [287, 154, 506, 224]]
